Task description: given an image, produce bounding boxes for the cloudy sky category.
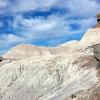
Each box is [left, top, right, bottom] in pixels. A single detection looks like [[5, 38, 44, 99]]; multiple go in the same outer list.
[[0, 0, 100, 55]]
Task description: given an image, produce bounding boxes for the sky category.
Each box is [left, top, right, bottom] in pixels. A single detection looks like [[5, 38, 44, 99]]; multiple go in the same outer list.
[[0, 0, 100, 55]]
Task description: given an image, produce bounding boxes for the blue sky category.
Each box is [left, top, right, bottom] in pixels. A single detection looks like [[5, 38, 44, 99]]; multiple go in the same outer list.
[[0, 0, 100, 55]]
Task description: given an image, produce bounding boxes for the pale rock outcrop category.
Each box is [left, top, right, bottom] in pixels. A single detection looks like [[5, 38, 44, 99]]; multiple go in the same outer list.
[[93, 43, 100, 61], [3, 43, 79, 59], [96, 13, 100, 28], [3, 44, 52, 59], [3, 41, 90, 60], [81, 28, 100, 45], [0, 53, 99, 100]]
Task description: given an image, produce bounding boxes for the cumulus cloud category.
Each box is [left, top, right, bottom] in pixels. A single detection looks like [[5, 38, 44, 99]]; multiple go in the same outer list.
[[0, 34, 26, 50], [1, 34, 25, 43], [67, 0, 100, 17], [0, 0, 9, 8], [0, 33, 30, 54], [11, 15, 72, 40], [0, 0, 100, 15], [11, 14, 96, 40], [0, 0, 58, 13], [17, 16, 58, 31], [11, 0, 57, 12]]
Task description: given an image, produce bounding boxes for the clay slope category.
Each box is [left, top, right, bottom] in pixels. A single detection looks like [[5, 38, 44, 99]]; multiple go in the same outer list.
[[81, 28, 100, 45], [3, 41, 89, 59], [3, 44, 79, 59], [0, 52, 99, 100], [3, 44, 52, 59]]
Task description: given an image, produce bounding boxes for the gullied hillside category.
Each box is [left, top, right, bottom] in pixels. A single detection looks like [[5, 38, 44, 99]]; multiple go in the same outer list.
[[0, 28, 100, 100]]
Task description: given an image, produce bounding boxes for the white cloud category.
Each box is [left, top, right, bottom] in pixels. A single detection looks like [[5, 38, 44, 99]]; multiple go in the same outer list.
[[0, 0, 100, 16], [10, 12, 96, 43], [67, 0, 100, 17], [1, 34, 24, 42], [19, 17, 58, 31], [0, 0, 8, 8], [79, 18, 96, 28], [0, 33, 28, 55], [12, 15, 72, 40], [0, 0, 58, 13], [0, 34, 26, 49]]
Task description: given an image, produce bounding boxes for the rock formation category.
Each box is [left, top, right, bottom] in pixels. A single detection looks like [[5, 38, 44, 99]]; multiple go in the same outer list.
[[0, 57, 3, 62], [3, 42, 81, 59], [81, 28, 100, 45], [3, 44, 52, 59], [96, 13, 100, 28], [0, 15, 100, 100], [93, 43, 100, 61]]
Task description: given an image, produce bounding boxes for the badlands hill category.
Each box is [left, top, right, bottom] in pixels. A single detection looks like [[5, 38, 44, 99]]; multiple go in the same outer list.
[[1, 21, 100, 99], [3, 41, 80, 59]]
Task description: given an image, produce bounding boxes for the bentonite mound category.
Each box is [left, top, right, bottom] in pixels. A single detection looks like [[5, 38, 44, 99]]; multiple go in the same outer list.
[[0, 27, 100, 100], [81, 28, 100, 45], [3, 44, 52, 59], [3, 42, 81, 59], [3, 40, 91, 60], [0, 52, 99, 100]]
